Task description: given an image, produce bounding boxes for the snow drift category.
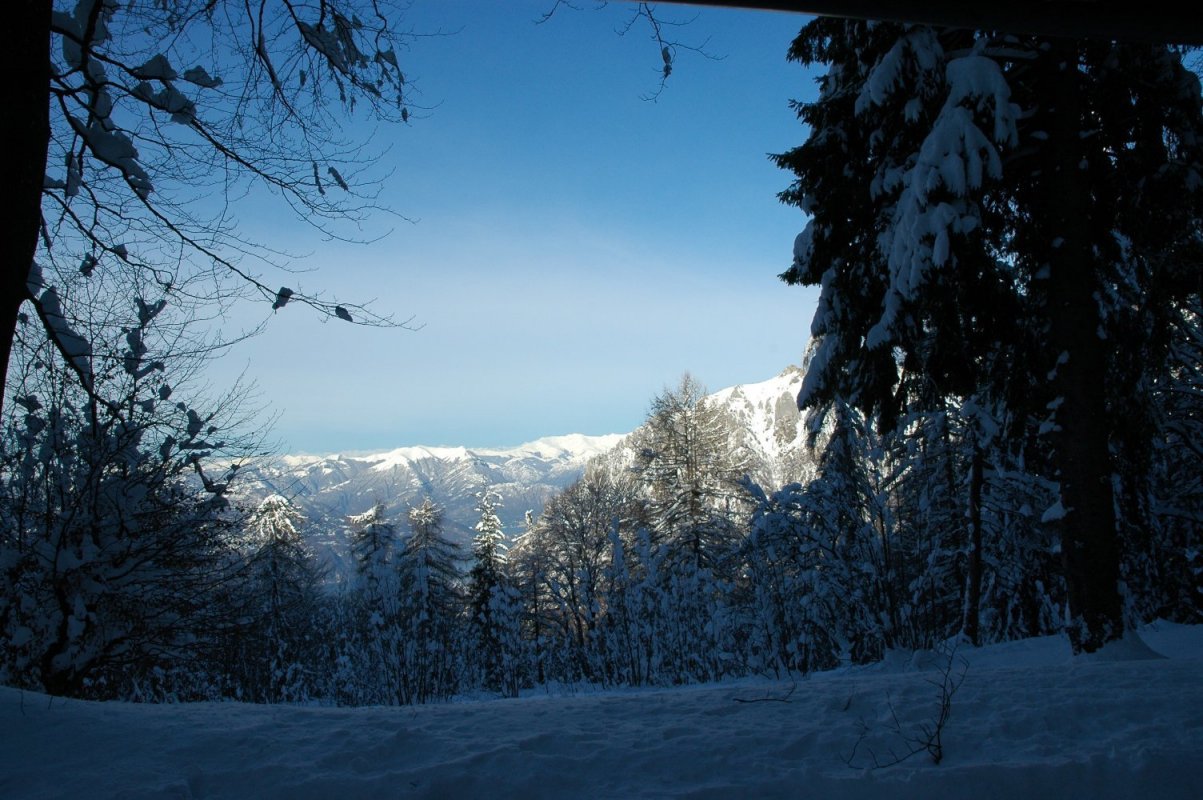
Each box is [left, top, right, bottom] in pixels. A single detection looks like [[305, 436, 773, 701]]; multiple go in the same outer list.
[[2, 622, 1200, 799]]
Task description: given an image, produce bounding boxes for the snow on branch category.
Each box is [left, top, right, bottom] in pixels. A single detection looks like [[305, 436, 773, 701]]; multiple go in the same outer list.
[[867, 42, 1020, 351]]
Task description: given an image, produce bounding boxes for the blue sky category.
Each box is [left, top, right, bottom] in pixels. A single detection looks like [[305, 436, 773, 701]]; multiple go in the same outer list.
[[208, 1, 820, 454]]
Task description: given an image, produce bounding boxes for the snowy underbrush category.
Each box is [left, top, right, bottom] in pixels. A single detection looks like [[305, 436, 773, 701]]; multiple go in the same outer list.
[[2, 622, 1201, 799]]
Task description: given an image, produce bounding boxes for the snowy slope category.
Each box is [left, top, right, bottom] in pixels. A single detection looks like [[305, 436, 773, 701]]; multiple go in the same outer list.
[[708, 365, 805, 460], [2, 623, 1200, 799], [706, 365, 814, 487]]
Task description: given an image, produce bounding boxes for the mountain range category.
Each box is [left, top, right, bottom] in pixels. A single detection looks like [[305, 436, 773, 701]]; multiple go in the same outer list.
[[235, 366, 814, 577]]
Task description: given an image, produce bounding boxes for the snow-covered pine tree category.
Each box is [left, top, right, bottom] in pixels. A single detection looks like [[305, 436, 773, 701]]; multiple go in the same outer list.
[[487, 576, 525, 699], [626, 526, 668, 683], [741, 478, 841, 675], [973, 441, 1063, 642], [508, 510, 553, 685], [396, 497, 462, 703], [806, 401, 901, 663], [595, 522, 641, 684], [466, 490, 522, 694], [1130, 293, 1203, 623], [350, 503, 396, 595], [242, 495, 324, 703], [346, 502, 404, 703], [886, 402, 968, 649], [775, 19, 1203, 653], [629, 375, 750, 682]]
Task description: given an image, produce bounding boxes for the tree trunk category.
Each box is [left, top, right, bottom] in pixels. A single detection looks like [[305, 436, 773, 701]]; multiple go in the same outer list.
[[963, 441, 984, 647], [1, 1, 52, 412], [1044, 39, 1124, 654]]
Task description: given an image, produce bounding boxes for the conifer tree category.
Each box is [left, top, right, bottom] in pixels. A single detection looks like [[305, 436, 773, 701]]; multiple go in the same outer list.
[[396, 497, 462, 703], [633, 373, 747, 569], [350, 503, 396, 598], [508, 510, 553, 685], [775, 19, 1203, 652], [346, 502, 404, 703], [243, 495, 323, 703], [467, 490, 515, 693]]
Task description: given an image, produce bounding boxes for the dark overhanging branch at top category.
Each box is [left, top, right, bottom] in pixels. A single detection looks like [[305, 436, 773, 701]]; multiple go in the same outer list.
[[648, 1, 1203, 45]]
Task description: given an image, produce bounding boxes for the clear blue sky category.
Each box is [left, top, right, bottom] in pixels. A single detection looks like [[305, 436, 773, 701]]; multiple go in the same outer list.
[[208, 1, 820, 454]]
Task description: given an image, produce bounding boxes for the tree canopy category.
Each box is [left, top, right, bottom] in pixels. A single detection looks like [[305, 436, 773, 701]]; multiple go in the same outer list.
[[7, 0, 418, 418], [775, 18, 1203, 652]]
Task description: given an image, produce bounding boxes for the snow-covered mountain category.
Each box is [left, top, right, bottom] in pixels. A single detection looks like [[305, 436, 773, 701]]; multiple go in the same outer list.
[[707, 364, 814, 489], [236, 367, 814, 577], [588, 365, 815, 491], [236, 434, 624, 576]]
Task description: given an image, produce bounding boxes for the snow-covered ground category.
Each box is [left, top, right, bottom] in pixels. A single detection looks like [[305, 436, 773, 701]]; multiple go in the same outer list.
[[3, 623, 1201, 799]]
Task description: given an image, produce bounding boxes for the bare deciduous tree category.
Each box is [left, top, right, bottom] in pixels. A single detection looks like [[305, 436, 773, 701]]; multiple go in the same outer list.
[[7, 0, 422, 415]]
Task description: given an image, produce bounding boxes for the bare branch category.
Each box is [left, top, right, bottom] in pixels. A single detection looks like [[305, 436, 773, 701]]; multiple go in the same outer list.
[[536, 0, 594, 25], [617, 3, 724, 102], [38, 0, 424, 368], [536, 1, 723, 99], [844, 642, 968, 769]]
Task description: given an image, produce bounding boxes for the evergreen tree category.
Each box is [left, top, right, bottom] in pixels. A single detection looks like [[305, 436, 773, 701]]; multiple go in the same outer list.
[[1134, 295, 1203, 623], [346, 502, 404, 703], [806, 402, 901, 662], [742, 478, 841, 675], [466, 490, 513, 693], [350, 503, 396, 596], [242, 495, 323, 703], [775, 19, 1203, 652], [887, 403, 968, 648], [508, 510, 553, 685], [627, 375, 751, 682], [395, 497, 462, 703]]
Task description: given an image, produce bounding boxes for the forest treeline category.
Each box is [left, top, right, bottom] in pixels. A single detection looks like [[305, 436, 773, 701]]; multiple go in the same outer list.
[[1, 362, 1199, 703], [3, 10, 1202, 703]]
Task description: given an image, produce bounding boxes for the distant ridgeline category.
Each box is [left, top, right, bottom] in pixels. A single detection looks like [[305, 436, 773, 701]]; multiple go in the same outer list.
[[234, 366, 814, 580]]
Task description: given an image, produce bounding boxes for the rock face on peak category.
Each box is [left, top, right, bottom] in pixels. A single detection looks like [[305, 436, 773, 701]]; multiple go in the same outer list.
[[236, 369, 816, 580], [704, 365, 815, 490]]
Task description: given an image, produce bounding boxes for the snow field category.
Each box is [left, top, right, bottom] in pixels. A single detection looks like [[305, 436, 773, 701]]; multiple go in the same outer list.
[[2, 623, 1200, 799]]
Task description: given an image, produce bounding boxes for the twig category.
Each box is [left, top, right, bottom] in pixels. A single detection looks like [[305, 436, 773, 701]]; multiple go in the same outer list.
[[844, 642, 968, 769]]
